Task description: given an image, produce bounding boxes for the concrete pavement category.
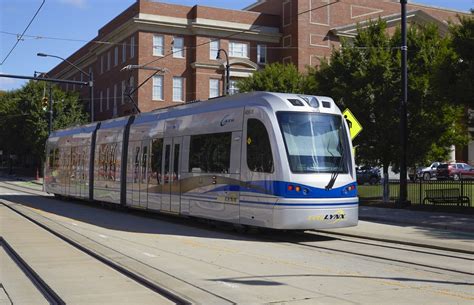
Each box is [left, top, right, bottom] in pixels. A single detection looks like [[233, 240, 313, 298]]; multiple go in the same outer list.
[[0, 203, 174, 305]]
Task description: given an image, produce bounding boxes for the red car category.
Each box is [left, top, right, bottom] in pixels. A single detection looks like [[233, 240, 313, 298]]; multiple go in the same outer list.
[[436, 163, 474, 180]]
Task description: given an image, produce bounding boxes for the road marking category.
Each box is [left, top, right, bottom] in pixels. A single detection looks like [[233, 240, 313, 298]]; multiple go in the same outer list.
[[143, 252, 156, 258], [71, 223, 78, 226], [0, 193, 24, 196], [98, 234, 108, 239]]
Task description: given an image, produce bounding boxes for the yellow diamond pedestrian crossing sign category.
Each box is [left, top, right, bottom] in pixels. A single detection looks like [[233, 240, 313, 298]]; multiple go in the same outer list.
[[342, 108, 362, 140]]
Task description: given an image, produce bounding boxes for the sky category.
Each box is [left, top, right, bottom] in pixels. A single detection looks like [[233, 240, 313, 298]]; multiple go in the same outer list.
[[0, 0, 472, 91]]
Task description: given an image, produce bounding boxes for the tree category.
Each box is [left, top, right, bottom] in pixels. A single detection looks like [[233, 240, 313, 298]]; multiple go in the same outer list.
[[0, 80, 88, 172], [313, 20, 467, 200], [433, 14, 474, 108], [237, 63, 316, 94]]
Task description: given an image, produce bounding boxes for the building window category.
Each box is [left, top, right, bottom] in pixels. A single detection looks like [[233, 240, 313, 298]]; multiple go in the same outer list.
[[113, 84, 117, 116], [229, 41, 249, 58], [107, 51, 111, 71], [189, 132, 232, 173], [121, 80, 126, 104], [257, 44, 267, 64], [173, 77, 184, 102], [152, 75, 163, 101], [88, 67, 93, 81], [153, 35, 164, 56], [283, 0, 292, 27], [229, 80, 239, 95], [130, 36, 135, 58], [72, 77, 75, 91], [106, 87, 110, 110], [100, 55, 104, 74], [172, 37, 184, 58], [99, 90, 103, 112], [210, 39, 219, 60], [247, 119, 273, 173], [114, 47, 118, 66], [209, 79, 220, 98], [122, 42, 126, 63]]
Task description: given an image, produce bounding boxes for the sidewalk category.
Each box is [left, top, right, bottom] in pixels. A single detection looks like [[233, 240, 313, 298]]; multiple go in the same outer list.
[[359, 205, 474, 233]]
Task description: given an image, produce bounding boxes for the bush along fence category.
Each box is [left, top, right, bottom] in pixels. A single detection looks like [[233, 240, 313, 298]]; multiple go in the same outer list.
[[358, 179, 474, 207]]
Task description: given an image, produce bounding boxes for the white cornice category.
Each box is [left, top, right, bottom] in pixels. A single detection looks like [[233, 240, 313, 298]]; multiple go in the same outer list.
[[136, 13, 281, 43]]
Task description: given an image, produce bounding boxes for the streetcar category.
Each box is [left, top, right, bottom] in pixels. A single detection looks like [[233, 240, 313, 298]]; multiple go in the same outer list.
[[44, 92, 358, 230]]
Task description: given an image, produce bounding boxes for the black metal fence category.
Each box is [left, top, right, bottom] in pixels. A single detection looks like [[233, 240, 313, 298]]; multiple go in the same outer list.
[[358, 179, 474, 206]]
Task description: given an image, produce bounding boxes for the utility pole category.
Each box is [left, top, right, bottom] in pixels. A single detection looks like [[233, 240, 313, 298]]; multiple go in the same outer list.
[[398, 0, 410, 206], [48, 83, 53, 135], [217, 49, 230, 95]]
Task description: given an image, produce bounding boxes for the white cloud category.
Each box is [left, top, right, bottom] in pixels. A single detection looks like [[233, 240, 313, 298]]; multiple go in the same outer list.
[[58, 0, 87, 9], [0, 77, 26, 91]]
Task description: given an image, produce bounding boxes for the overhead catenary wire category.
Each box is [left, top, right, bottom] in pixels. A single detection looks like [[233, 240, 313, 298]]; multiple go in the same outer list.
[[0, 0, 45, 66]]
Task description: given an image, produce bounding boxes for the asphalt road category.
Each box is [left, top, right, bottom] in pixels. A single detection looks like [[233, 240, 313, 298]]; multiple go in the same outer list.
[[1, 181, 473, 305]]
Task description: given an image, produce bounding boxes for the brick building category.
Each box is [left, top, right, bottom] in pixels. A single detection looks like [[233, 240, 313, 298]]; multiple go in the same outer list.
[[49, 0, 467, 121], [48, 0, 471, 162]]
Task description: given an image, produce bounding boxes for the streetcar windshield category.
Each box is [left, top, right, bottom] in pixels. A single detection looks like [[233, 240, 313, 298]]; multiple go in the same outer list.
[[277, 112, 348, 173]]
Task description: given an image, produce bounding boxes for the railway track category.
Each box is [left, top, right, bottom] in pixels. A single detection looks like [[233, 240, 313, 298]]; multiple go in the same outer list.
[[0, 183, 193, 305], [0, 237, 65, 305], [1, 179, 473, 289], [261, 230, 474, 277]]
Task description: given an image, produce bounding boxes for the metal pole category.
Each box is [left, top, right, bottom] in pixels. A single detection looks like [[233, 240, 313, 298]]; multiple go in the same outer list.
[[217, 49, 230, 96], [399, 0, 409, 206], [226, 60, 230, 96], [48, 83, 53, 135]]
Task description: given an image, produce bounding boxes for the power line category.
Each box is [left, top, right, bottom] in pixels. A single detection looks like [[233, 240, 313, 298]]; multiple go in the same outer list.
[[0, 0, 45, 66]]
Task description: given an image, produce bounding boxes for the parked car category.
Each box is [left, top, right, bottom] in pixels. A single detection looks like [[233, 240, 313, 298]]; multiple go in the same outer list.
[[356, 166, 381, 185], [416, 162, 442, 180], [436, 163, 474, 180]]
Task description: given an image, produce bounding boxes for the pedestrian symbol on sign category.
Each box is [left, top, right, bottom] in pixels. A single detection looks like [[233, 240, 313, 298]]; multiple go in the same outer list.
[[342, 109, 362, 140]]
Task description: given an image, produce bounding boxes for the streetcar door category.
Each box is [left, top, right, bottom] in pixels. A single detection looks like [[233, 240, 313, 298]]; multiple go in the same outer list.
[[139, 141, 149, 209], [129, 141, 141, 207], [161, 137, 181, 213], [147, 138, 163, 211]]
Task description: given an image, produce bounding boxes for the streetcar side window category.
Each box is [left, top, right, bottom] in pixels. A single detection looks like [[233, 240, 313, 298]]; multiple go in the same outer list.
[[48, 148, 54, 169], [150, 138, 163, 184], [247, 119, 274, 173], [188, 132, 231, 173]]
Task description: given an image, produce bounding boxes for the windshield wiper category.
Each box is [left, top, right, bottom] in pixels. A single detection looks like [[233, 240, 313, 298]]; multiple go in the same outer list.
[[325, 128, 344, 190], [325, 155, 343, 190]]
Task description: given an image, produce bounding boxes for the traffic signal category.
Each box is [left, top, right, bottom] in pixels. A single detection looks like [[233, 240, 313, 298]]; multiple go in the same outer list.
[[42, 96, 48, 111]]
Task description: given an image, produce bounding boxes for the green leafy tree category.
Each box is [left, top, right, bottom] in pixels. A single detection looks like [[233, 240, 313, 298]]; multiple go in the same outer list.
[[313, 20, 467, 200], [237, 63, 316, 94], [0, 80, 88, 171], [433, 14, 474, 108]]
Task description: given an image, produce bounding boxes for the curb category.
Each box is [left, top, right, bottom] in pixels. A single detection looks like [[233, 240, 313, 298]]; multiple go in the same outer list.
[[317, 228, 474, 255], [359, 215, 474, 234]]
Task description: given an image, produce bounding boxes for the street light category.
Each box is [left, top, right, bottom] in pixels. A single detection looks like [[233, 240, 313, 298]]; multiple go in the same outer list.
[[398, 0, 410, 206], [216, 49, 230, 96], [37, 52, 95, 122]]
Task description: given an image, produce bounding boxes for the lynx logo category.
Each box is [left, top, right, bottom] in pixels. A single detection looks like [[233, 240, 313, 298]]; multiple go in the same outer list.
[[324, 213, 345, 220], [220, 115, 235, 126], [308, 209, 346, 223]]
